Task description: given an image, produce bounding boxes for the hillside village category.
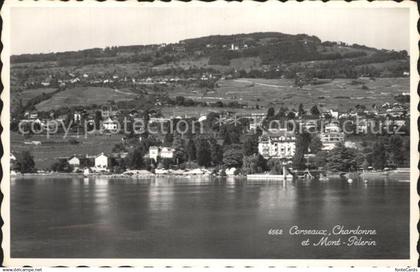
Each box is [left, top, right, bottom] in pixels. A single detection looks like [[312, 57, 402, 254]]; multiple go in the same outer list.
[[10, 32, 410, 178]]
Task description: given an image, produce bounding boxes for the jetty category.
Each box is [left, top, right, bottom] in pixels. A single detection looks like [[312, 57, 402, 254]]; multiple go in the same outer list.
[[247, 165, 293, 181]]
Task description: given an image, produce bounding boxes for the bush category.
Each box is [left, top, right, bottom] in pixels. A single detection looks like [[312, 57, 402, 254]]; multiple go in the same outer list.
[[68, 138, 80, 145], [51, 159, 73, 173]]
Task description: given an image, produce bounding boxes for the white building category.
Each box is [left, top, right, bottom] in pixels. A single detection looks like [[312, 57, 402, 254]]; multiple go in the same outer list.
[[324, 121, 341, 133], [198, 115, 207, 123], [320, 122, 345, 151], [149, 146, 160, 161], [68, 156, 80, 168], [258, 129, 296, 159], [249, 112, 266, 131], [148, 146, 175, 162], [320, 121, 345, 150], [320, 133, 344, 151], [102, 117, 118, 131], [329, 110, 339, 119], [160, 147, 175, 159], [300, 119, 318, 132], [94, 153, 109, 172], [148, 117, 170, 124], [356, 118, 371, 134]]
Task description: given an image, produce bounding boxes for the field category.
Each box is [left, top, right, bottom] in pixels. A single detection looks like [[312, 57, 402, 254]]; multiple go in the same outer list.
[[158, 77, 410, 117], [11, 59, 148, 77], [35, 86, 137, 111], [13, 77, 409, 116], [207, 77, 409, 111], [161, 106, 265, 118], [155, 56, 262, 72], [11, 87, 57, 109], [11, 132, 124, 169], [164, 77, 409, 113]]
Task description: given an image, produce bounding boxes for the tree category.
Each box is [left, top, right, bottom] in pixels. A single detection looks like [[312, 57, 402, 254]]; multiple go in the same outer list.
[[219, 126, 231, 146], [286, 111, 296, 119], [242, 154, 266, 174], [186, 139, 197, 161], [242, 135, 258, 156], [275, 107, 288, 120], [266, 107, 275, 119], [361, 159, 369, 170], [310, 105, 320, 116], [51, 159, 73, 173], [210, 141, 223, 165], [388, 135, 404, 166], [292, 144, 306, 170], [158, 158, 172, 169], [372, 141, 387, 170], [109, 158, 126, 173], [292, 132, 311, 170], [196, 139, 211, 167], [126, 146, 145, 169], [267, 159, 284, 174], [326, 144, 358, 172], [298, 103, 306, 117], [163, 132, 174, 146], [222, 148, 243, 168], [172, 135, 186, 164], [313, 151, 328, 169], [112, 143, 127, 153], [94, 110, 102, 130], [15, 151, 36, 173], [228, 130, 240, 144], [309, 135, 323, 154]]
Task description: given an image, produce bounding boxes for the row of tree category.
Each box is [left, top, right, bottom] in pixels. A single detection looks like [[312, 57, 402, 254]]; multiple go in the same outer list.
[[307, 135, 409, 172]]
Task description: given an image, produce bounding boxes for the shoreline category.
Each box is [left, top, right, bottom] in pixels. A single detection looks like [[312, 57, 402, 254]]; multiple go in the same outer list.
[[11, 168, 410, 181]]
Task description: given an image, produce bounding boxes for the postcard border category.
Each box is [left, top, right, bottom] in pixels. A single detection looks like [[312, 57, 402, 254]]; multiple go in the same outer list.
[[1, 0, 418, 267]]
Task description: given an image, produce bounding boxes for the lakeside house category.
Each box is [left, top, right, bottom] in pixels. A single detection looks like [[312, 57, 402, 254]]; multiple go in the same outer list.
[[10, 153, 17, 170], [147, 146, 175, 162], [258, 129, 296, 160], [67, 156, 80, 168], [94, 153, 109, 172]]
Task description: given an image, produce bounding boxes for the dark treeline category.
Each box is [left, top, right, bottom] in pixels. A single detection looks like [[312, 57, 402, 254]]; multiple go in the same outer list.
[[12, 32, 408, 67]]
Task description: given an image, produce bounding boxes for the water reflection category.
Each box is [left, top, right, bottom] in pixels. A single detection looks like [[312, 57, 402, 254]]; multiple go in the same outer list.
[[10, 176, 409, 259]]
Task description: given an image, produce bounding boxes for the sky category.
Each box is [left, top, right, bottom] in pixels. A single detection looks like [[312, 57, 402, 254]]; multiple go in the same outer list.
[[10, 5, 410, 55]]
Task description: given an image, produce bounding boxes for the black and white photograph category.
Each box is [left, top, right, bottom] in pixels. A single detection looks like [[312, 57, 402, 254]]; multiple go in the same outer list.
[[1, 0, 418, 267]]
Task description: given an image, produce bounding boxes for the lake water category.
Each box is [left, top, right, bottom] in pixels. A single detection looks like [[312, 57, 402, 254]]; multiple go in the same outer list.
[[11, 176, 409, 259]]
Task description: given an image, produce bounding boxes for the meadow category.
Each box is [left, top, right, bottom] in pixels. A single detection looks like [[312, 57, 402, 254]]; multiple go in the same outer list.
[[35, 86, 137, 111], [11, 87, 57, 110], [163, 77, 408, 114], [161, 106, 265, 118], [209, 77, 409, 111], [11, 132, 124, 170]]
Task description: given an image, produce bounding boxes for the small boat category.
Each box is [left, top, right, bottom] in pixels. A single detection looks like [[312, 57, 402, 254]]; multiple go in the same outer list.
[[83, 168, 90, 177], [347, 178, 353, 184], [319, 174, 328, 182]]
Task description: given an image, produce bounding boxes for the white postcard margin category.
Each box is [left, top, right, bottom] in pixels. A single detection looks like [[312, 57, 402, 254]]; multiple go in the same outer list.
[[0, 0, 418, 267]]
